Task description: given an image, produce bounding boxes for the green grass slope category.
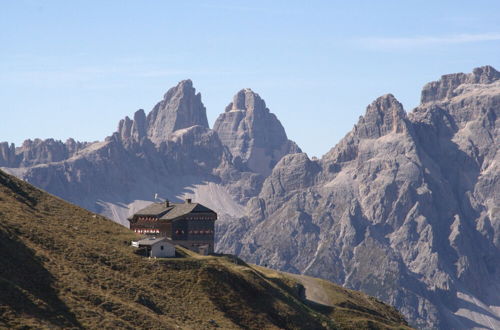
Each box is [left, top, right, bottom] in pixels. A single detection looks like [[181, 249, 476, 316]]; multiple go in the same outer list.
[[0, 170, 410, 329]]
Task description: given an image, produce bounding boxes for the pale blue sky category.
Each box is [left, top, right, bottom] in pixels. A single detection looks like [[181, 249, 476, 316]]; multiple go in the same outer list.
[[1, 0, 499, 157]]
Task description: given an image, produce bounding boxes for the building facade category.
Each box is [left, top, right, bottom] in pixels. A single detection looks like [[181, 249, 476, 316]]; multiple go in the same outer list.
[[128, 199, 217, 255], [132, 237, 176, 258]]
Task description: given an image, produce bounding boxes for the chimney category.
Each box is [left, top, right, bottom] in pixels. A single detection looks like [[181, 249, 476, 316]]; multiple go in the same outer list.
[[165, 200, 170, 207], [185, 198, 192, 204]]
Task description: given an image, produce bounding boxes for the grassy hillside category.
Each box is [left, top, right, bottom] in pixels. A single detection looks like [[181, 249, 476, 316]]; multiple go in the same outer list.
[[0, 170, 410, 329]]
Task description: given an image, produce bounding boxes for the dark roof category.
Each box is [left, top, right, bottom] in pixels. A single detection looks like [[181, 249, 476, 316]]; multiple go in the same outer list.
[[134, 203, 173, 217], [132, 201, 216, 221]]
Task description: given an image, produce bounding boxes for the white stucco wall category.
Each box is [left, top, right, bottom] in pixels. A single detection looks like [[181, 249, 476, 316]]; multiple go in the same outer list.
[[150, 241, 175, 257]]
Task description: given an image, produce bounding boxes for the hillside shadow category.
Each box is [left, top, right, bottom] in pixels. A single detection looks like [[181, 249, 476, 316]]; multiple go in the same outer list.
[[198, 265, 329, 329], [0, 226, 82, 328]]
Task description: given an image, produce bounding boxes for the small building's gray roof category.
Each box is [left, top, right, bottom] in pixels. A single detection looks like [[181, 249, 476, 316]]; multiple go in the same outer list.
[[132, 201, 216, 221], [136, 237, 171, 246]]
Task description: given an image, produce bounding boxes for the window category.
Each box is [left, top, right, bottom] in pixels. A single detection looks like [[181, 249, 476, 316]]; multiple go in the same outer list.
[[160, 246, 164, 250]]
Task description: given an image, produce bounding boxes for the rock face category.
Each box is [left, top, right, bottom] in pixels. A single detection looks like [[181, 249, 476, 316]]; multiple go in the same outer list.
[[117, 109, 147, 143], [214, 88, 301, 176], [421, 65, 500, 103], [1, 67, 499, 329], [0, 142, 16, 167], [146, 80, 209, 145], [217, 66, 500, 329]]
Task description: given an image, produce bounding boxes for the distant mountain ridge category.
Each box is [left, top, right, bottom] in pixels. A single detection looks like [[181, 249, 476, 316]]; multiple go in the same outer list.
[[0, 80, 294, 225], [0, 138, 91, 168], [1, 66, 499, 329]]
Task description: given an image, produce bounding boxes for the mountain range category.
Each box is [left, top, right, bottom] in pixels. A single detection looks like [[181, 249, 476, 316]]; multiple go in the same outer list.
[[1, 66, 499, 329]]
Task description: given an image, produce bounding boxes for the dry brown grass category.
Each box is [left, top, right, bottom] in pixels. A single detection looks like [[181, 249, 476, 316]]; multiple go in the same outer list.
[[0, 170, 410, 329]]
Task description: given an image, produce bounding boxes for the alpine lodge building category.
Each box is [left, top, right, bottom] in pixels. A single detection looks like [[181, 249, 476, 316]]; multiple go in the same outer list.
[[128, 199, 217, 255]]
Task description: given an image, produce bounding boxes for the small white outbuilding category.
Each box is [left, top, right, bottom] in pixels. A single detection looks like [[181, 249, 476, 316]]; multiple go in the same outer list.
[[133, 237, 175, 258]]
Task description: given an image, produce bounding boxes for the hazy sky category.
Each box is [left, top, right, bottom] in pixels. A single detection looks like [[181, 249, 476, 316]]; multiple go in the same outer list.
[[1, 0, 499, 157]]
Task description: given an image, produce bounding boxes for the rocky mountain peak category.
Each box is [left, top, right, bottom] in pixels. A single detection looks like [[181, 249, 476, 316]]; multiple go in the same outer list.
[[421, 65, 499, 103], [225, 88, 267, 113], [117, 116, 133, 140], [214, 88, 301, 176], [146, 79, 208, 145], [471, 65, 500, 83], [117, 109, 147, 142], [0, 142, 16, 167], [355, 94, 409, 139], [131, 109, 147, 140]]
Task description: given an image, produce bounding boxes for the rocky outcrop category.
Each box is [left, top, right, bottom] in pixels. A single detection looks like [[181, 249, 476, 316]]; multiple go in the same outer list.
[[213, 88, 301, 176], [146, 80, 209, 145], [354, 94, 410, 139], [0, 138, 90, 167], [421, 65, 499, 103], [117, 109, 147, 143], [0, 142, 16, 167]]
